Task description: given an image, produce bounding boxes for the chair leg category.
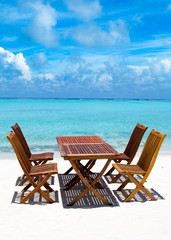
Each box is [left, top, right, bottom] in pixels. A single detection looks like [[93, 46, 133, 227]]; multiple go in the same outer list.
[[117, 177, 130, 191], [105, 159, 122, 180], [44, 182, 54, 192], [20, 173, 54, 204], [105, 166, 115, 176], [18, 174, 28, 186], [19, 176, 54, 192], [64, 166, 73, 175], [109, 173, 122, 184], [124, 173, 157, 202]]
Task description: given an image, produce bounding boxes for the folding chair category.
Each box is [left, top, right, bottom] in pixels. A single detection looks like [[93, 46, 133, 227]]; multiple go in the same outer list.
[[12, 123, 54, 165], [105, 123, 148, 183], [113, 130, 166, 202], [7, 131, 58, 204], [12, 123, 54, 186]]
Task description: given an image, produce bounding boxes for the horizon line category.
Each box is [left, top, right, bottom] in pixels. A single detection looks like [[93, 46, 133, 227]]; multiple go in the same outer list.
[[0, 97, 171, 101]]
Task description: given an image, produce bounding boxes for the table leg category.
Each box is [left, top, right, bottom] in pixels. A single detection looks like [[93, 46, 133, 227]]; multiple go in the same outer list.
[[64, 160, 102, 190], [67, 159, 112, 206]]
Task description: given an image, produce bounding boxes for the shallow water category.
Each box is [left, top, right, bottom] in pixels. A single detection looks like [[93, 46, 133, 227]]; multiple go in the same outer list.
[[0, 98, 170, 156]]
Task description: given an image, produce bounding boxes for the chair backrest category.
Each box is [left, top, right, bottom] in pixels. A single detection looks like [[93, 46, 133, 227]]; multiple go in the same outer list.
[[7, 131, 31, 174], [12, 123, 31, 158], [124, 123, 148, 161], [137, 130, 166, 175]]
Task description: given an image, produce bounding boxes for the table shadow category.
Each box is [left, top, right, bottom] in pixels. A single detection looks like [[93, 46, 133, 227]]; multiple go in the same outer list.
[[58, 173, 120, 208]]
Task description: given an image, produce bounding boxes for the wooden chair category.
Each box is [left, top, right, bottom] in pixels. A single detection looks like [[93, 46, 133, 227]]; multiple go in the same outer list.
[[12, 123, 54, 185], [7, 131, 58, 204], [105, 123, 148, 183], [12, 123, 54, 165], [113, 130, 166, 202]]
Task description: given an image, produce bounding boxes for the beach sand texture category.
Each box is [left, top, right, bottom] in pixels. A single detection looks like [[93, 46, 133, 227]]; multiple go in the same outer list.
[[0, 153, 170, 240]]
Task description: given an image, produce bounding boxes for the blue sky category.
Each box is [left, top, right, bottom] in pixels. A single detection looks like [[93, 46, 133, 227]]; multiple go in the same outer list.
[[0, 0, 171, 99]]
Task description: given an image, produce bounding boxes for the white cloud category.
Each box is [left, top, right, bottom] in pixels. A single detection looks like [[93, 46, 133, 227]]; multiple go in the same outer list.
[[128, 57, 171, 84], [25, 2, 58, 48], [147, 57, 171, 80], [64, 0, 102, 21], [95, 73, 113, 90], [128, 65, 149, 76], [15, 53, 32, 81], [56, 55, 171, 93], [0, 47, 31, 81], [68, 20, 130, 47], [36, 73, 55, 81], [160, 58, 171, 72], [1, 48, 170, 96]]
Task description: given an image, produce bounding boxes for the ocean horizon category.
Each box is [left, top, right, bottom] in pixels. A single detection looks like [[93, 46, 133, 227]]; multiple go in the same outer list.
[[1, 97, 171, 100], [0, 98, 170, 158]]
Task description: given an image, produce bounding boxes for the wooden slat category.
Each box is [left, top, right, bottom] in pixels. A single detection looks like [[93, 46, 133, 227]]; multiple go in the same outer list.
[[56, 135, 105, 144], [30, 152, 54, 161], [12, 123, 31, 158], [30, 163, 58, 175], [124, 123, 148, 160], [113, 163, 146, 175], [59, 143, 119, 158]]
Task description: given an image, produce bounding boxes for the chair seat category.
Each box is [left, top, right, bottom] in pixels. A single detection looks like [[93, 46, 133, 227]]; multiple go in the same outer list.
[[29, 152, 54, 162], [30, 163, 58, 176], [113, 163, 146, 175]]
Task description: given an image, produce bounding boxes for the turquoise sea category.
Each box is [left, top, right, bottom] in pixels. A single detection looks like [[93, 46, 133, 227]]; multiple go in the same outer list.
[[0, 99, 170, 158]]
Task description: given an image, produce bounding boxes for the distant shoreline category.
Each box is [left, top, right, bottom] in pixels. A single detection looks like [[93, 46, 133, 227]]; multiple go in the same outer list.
[[0, 98, 171, 101]]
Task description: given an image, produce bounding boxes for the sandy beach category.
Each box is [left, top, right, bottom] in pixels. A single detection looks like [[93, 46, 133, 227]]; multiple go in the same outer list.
[[0, 152, 170, 240]]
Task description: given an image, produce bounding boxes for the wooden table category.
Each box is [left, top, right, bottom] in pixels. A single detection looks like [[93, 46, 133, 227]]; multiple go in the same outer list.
[[56, 136, 119, 206]]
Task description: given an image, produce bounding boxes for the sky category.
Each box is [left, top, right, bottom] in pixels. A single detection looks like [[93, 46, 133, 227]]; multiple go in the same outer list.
[[0, 0, 171, 99]]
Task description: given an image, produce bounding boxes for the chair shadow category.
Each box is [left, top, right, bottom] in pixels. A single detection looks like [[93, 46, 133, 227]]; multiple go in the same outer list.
[[13, 176, 58, 204], [113, 188, 164, 202], [104, 174, 143, 184], [58, 173, 120, 208], [15, 176, 55, 186], [104, 174, 164, 202], [11, 190, 59, 204]]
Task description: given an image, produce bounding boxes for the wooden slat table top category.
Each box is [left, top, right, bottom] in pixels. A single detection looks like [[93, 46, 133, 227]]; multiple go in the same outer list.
[[57, 136, 119, 160], [56, 135, 105, 144]]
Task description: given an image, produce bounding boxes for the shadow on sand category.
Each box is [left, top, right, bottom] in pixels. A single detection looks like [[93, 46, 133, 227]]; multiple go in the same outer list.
[[12, 176, 59, 204], [58, 173, 119, 208], [11, 174, 164, 205]]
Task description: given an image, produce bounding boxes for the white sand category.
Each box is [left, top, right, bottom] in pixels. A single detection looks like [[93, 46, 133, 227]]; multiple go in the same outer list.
[[0, 152, 171, 240]]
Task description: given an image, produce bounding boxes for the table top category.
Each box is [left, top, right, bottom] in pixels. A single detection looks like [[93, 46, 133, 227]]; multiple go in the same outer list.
[[57, 135, 105, 144], [56, 135, 119, 160]]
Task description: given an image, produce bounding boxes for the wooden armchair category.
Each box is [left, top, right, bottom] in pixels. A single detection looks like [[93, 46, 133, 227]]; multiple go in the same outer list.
[[105, 123, 148, 183], [7, 131, 58, 204], [113, 130, 166, 202]]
